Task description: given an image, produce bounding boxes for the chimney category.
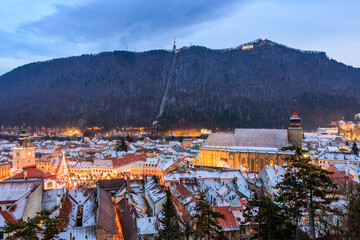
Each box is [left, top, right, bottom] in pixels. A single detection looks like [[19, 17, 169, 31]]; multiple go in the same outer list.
[[24, 169, 28, 179], [229, 206, 232, 213]]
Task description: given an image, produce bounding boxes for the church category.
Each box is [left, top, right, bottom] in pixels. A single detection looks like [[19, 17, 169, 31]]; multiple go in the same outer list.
[[198, 108, 303, 172]]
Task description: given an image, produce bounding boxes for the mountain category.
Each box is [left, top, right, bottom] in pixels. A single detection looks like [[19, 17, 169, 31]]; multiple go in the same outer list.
[[0, 39, 359, 130]]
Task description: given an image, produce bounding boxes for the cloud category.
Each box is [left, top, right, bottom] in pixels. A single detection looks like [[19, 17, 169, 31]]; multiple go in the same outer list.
[[0, 0, 240, 75], [0, 0, 360, 75], [22, 0, 240, 48]]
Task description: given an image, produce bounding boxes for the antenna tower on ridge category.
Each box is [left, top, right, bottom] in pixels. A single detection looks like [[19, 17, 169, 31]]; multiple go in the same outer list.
[[173, 36, 176, 52]]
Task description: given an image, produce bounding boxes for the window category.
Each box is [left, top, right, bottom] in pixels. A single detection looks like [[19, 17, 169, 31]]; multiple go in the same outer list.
[[0, 231, 4, 240]]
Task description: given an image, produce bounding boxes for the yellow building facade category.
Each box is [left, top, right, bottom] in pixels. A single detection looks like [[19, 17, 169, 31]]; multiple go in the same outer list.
[[198, 147, 288, 172], [0, 162, 11, 180]]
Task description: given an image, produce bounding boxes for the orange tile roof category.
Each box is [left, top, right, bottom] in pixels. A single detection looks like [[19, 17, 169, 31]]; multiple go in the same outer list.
[[214, 206, 239, 232], [108, 153, 147, 168], [12, 166, 55, 180], [97, 187, 117, 234], [0, 211, 17, 223]]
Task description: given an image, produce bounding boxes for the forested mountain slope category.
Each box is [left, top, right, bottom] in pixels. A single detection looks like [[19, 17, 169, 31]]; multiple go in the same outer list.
[[0, 39, 359, 129]]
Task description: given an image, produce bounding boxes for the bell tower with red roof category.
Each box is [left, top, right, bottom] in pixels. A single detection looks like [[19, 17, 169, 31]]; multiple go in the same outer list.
[[288, 102, 303, 147]]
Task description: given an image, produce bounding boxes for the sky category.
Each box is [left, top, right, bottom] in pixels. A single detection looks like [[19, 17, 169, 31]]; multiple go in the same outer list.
[[0, 0, 359, 75]]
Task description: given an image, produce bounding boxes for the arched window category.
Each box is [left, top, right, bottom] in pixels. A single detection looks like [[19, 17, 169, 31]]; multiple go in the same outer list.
[[269, 160, 274, 166]]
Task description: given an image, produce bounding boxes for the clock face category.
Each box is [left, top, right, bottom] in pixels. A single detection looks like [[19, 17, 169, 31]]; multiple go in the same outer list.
[[16, 152, 20, 157]]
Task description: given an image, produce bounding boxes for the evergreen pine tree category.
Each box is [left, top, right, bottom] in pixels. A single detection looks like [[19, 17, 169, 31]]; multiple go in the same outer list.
[[276, 146, 337, 240], [343, 185, 360, 239], [183, 213, 195, 240], [159, 191, 181, 240], [125, 135, 134, 142], [39, 209, 66, 240], [116, 137, 128, 152], [242, 193, 294, 240], [5, 208, 64, 240], [351, 141, 359, 155], [194, 191, 227, 240]]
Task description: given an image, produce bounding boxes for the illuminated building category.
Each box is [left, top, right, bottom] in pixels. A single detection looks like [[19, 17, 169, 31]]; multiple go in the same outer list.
[[0, 162, 11, 181], [198, 109, 303, 172], [36, 157, 51, 173], [12, 130, 36, 170], [200, 128, 212, 135]]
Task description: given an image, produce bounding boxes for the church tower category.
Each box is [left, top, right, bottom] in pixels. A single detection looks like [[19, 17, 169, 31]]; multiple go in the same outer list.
[[288, 108, 303, 147], [12, 129, 36, 170]]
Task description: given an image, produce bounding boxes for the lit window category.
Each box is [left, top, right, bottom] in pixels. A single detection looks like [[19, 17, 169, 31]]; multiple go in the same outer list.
[[28, 152, 31, 156]]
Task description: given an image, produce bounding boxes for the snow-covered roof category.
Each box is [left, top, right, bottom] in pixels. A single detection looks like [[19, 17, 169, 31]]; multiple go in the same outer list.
[[35, 149, 55, 154], [130, 193, 146, 209], [144, 158, 159, 165], [0, 181, 38, 203], [59, 226, 96, 240], [145, 178, 166, 203], [93, 159, 113, 169], [204, 129, 289, 149], [317, 152, 360, 162], [262, 165, 285, 187], [204, 133, 234, 147], [136, 217, 158, 235], [234, 129, 289, 148], [42, 188, 65, 212]]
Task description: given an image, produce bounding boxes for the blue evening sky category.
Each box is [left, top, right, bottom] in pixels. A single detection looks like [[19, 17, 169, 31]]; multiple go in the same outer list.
[[0, 0, 359, 75]]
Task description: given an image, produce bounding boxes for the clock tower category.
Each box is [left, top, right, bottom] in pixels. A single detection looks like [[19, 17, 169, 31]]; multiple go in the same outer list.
[[12, 129, 36, 170]]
